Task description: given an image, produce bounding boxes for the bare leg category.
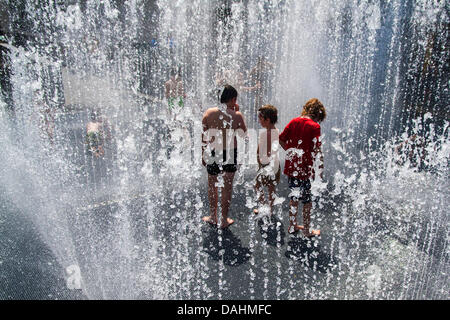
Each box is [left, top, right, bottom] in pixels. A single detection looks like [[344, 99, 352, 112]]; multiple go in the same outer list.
[[267, 183, 276, 215], [202, 174, 218, 225], [98, 145, 105, 157], [253, 179, 265, 214], [46, 123, 55, 145], [288, 199, 304, 233], [302, 202, 320, 237], [254, 93, 263, 122], [220, 171, 235, 228]]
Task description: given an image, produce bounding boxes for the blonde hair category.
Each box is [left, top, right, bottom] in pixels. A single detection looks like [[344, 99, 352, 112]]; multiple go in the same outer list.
[[301, 98, 326, 122]]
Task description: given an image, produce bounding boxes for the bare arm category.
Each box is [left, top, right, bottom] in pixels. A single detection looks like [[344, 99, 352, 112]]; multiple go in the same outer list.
[[278, 121, 291, 151], [239, 82, 261, 92], [236, 111, 248, 135], [177, 80, 186, 98], [279, 139, 287, 150], [201, 111, 209, 166], [164, 81, 170, 99], [313, 133, 324, 179], [316, 145, 324, 179]]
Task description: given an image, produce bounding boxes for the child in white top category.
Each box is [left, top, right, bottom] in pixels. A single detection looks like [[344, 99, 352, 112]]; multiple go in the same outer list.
[[254, 104, 281, 216]]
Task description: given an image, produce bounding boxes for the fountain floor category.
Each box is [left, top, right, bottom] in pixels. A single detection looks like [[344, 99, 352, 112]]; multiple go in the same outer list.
[[3, 166, 445, 299]]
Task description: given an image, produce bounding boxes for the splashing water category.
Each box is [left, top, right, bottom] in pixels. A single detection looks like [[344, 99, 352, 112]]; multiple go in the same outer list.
[[0, 0, 448, 299]]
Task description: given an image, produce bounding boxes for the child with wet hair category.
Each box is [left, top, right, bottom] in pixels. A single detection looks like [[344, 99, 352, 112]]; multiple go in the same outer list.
[[86, 109, 105, 158], [253, 104, 281, 216], [279, 98, 326, 237]]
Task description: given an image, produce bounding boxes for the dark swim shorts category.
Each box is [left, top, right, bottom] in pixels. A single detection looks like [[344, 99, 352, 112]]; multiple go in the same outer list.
[[206, 149, 238, 175], [288, 176, 312, 204]]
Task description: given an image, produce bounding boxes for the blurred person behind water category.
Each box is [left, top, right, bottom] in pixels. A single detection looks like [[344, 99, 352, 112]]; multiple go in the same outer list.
[[215, 68, 260, 95], [249, 56, 274, 121], [165, 67, 186, 121], [33, 90, 55, 145], [86, 109, 111, 158]]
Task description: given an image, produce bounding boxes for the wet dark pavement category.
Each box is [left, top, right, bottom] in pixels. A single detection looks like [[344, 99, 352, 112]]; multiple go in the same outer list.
[[0, 163, 340, 300], [1, 111, 447, 300]]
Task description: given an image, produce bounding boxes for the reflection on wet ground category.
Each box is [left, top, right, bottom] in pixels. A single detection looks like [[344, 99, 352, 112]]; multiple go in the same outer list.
[[1, 111, 448, 300]]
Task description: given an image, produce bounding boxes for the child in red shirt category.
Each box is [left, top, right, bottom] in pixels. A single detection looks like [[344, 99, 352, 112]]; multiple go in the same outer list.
[[279, 98, 326, 237]]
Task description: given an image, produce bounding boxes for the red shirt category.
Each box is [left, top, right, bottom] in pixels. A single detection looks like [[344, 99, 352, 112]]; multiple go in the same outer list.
[[279, 117, 321, 180]]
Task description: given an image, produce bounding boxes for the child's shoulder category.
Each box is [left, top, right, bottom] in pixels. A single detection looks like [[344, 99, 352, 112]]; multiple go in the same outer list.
[[204, 106, 219, 115], [235, 110, 245, 118]]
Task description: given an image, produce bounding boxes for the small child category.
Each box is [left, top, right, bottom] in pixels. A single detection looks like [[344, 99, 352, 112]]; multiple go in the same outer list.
[[279, 98, 326, 237], [165, 68, 186, 121], [253, 105, 281, 216], [86, 111, 105, 158]]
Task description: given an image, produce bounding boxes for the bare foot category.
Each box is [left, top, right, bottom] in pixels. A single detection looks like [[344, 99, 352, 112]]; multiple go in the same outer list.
[[303, 229, 320, 238], [288, 224, 304, 234], [202, 216, 217, 226], [220, 217, 234, 229]]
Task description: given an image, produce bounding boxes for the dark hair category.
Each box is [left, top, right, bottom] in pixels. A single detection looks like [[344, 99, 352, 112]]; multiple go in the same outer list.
[[258, 104, 278, 124], [301, 98, 326, 122], [170, 66, 183, 77], [220, 85, 238, 103], [90, 109, 101, 121]]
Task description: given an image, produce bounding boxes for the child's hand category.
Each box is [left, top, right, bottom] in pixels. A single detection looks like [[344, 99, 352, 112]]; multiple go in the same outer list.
[[234, 103, 240, 112], [202, 152, 206, 167]]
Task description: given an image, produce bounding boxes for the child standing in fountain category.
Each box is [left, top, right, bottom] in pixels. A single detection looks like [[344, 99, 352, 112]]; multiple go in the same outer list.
[[165, 67, 186, 120], [279, 98, 326, 237], [253, 105, 281, 216], [201, 85, 247, 229], [86, 110, 105, 158]]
